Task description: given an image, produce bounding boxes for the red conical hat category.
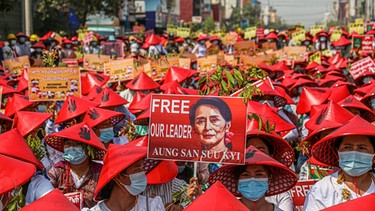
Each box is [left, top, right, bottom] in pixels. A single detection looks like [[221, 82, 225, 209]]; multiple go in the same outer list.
[[274, 86, 295, 104], [332, 36, 351, 47], [38, 31, 52, 41], [55, 95, 99, 124], [44, 122, 106, 159], [328, 53, 343, 65], [328, 84, 350, 102], [128, 93, 152, 114], [146, 34, 161, 45], [13, 111, 52, 137], [359, 85, 375, 102], [208, 146, 298, 197], [127, 91, 146, 110], [339, 95, 375, 122], [247, 100, 296, 132], [20, 189, 79, 211], [162, 66, 197, 83], [270, 61, 291, 72], [266, 32, 278, 40], [289, 78, 317, 91], [146, 159, 178, 185], [93, 87, 129, 108], [126, 72, 160, 91], [184, 181, 249, 211], [0, 111, 13, 124], [305, 101, 354, 131], [133, 107, 150, 125], [4, 94, 34, 117], [160, 80, 182, 92], [0, 154, 36, 195], [305, 61, 321, 71], [31, 41, 46, 49], [312, 116, 375, 167], [16, 77, 29, 92], [296, 87, 331, 114], [85, 85, 103, 100], [0, 129, 44, 170], [81, 72, 109, 95], [83, 106, 125, 128], [246, 119, 294, 167], [321, 192, 375, 211], [94, 144, 147, 201]]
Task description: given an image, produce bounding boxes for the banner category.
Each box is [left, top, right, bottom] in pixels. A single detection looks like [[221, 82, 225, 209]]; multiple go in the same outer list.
[[233, 41, 256, 55], [148, 94, 247, 164], [197, 56, 217, 75], [278, 46, 307, 62], [83, 54, 110, 72], [292, 30, 306, 45], [177, 27, 191, 38], [289, 180, 318, 211], [224, 34, 237, 45], [349, 57, 375, 80], [167, 57, 180, 67], [144, 59, 170, 80], [1, 55, 30, 77], [366, 23, 375, 31], [244, 27, 256, 39], [349, 23, 365, 35], [308, 51, 321, 64], [28, 67, 81, 101], [62, 58, 79, 67], [310, 25, 324, 36], [238, 55, 264, 70], [261, 42, 277, 51], [330, 29, 342, 42], [167, 24, 178, 35], [104, 59, 136, 82], [101, 41, 125, 58], [179, 58, 191, 69], [224, 55, 237, 66], [352, 34, 374, 52], [256, 27, 265, 38]]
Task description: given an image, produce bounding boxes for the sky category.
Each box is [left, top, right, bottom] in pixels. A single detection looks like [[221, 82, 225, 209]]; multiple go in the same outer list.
[[258, 0, 337, 27]]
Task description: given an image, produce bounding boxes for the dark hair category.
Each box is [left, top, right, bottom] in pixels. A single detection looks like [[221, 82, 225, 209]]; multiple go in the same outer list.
[[100, 180, 115, 199], [233, 164, 271, 181], [246, 136, 274, 156], [335, 135, 375, 151], [189, 98, 232, 126]]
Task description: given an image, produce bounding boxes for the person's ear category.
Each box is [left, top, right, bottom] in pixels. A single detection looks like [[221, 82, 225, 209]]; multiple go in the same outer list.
[[225, 122, 231, 132]]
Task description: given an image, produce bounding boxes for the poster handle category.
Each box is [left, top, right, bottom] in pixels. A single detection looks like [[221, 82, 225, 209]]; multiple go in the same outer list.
[[192, 162, 198, 200]]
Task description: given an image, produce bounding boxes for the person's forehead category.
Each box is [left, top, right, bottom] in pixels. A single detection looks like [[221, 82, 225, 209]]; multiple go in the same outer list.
[[341, 135, 371, 145]]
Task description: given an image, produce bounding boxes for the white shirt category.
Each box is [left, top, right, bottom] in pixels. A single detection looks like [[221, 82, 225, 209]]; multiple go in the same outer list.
[[148, 44, 167, 57], [303, 171, 375, 210], [25, 175, 54, 205], [266, 191, 295, 211], [83, 195, 165, 211], [191, 43, 207, 58]]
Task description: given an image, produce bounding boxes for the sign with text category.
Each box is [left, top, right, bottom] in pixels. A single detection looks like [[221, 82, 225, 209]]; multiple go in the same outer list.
[[244, 27, 256, 39], [310, 25, 325, 36], [330, 29, 342, 42], [83, 54, 111, 72], [28, 67, 81, 101], [197, 56, 217, 75], [179, 58, 191, 69], [349, 56, 375, 80], [65, 191, 84, 210], [349, 22, 365, 35], [233, 41, 256, 55], [292, 30, 306, 45], [62, 58, 79, 67], [308, 51, 321, 64], [1, 55, 30, 77], [104, 59, 136, 82], [101, 41, 125, 58], [148, 95, 247, 164], [289, 180, 318, 211], [177, 27, 191, 38], [277, 46, 307, 62], [352, 34, 374, 52]]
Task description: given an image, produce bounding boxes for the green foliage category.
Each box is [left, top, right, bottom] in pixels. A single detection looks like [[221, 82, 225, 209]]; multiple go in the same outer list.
[[6, 187, 25, 211], [228, 2, 261, 30], [82, 143, 95, 159], [171, 183, 190, 207], [203, 16, 216, 33], [247, 113, 275, 133], [26, 132, 46, 161], [307, 162, 330, 179]]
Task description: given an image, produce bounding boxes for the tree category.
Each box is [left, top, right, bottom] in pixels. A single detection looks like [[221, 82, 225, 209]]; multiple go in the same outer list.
[[34, 0, 120, 36], [228, 2, 261, 30], [203, 16, 216, 33]]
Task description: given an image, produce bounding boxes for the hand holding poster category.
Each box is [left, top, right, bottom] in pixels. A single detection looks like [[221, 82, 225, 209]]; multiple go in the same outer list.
[[28, 67, 81, 101], [148, 95, 247, 164]]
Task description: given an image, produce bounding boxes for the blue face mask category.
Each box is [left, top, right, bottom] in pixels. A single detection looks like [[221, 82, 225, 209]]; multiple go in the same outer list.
[[36, 48, 43, 53], [338, 151, 374, 177], [91, 42, 97, 46], [212, 40, 219, 45], [178, 165, 186, 173], [36, 105, 46, 112], [65, 44, 72, 49], [72, 41, 79, 46], [200, 41, 206, 45], [19, 37, 26, 43], [298, 86, 303, 94], [10, 40, 17, 45], [119, 171, 147, 196], [238, 178, 269, 201], [370, 99, 375, 109], [99, 127, 114, 143], [63, 146, 87, 165], [362, 76, 372, 84]]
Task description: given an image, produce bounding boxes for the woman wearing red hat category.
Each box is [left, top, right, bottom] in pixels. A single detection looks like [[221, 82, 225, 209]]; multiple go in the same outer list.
[[85, 144, 165, 211], [60, 39, 77, 60], [45, 122, 106, 208], [192, 35, 207, 58], [304, 116, 375, 210], [189, 146, 297, 211]]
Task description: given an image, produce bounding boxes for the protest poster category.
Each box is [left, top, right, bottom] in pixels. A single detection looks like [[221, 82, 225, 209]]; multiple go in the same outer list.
[[144, 59, 170, 80], [330, 29, 342, 42], [197, 56, 217, 75], [349, 56, 375, 80], [62, 58, 79, 67], [289, 180, 318, 211], [177, 27, 191, 38], [349, 22, 365, 35], [310, 25, 325, 36], [233, 40, 256, 55], [256, 27, 265, 39], [292, 30, 306, 45], [83, 54, 111, 72], [1, 55, 30, 77], [224, 33, 237, 45], [244, 27, 256, 39], [101, 41, 125, 58], [224, 55, 237, 66], [28, 67, 81, 101], [148, 94, 247, 164], [238, 55, 264, 70], [167, 24, 178, 35], [104, 59, 136, 82], [31, 59, 44, 67], [352, 34, 374, 52], [65, 191, 84, 210], [261, 42, 277, 51], [179, 58, 191, 69], [308, 51, 321, 64], [167, 56, 180, 67], [278, 46, 307, 62], [321, 49, 332, 57], [366, 22, 375, 31]]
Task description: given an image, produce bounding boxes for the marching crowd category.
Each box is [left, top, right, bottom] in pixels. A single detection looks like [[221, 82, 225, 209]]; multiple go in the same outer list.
[[1, 25, 375, 211]]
